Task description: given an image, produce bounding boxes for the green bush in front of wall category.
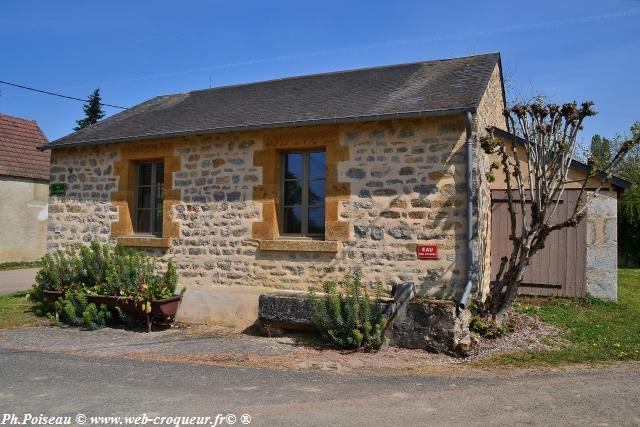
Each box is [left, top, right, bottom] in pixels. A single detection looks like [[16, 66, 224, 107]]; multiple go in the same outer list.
[[49, 290, 111, 330], [308, 268, 388, 351], [31, 241, 182, 329]]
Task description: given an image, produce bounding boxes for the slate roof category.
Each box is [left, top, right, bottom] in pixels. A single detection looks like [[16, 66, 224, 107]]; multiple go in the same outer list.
[[47, 53, 502, 149], [0, 113, 50, 181]]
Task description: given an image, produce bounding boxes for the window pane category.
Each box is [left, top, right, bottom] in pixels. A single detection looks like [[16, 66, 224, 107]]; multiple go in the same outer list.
[[137, 186, 151, 209], [155, 162, 164, 185], [155, 182, 164, 205], [138, 163, 152, 186], [285, 153, 303, 180], [283, 207, 302, 234], [308, 207, 325, 235], [136, 209, 150, 233], [284, 180, 303, 205], [309, 152, 326, 179], [154, 161, 164, 235], [153, 207, 163, 235], [308, 180, 325, 206]]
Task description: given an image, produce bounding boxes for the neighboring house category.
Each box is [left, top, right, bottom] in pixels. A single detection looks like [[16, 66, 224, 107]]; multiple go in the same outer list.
[[0, 113, 50, 262], [41, 53, 626, 326]]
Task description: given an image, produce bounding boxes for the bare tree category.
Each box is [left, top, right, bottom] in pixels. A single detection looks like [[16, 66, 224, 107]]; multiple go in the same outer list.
[[480, 101, 638, 323]]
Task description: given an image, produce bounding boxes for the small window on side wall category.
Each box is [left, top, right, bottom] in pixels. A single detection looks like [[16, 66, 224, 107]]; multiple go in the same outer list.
[[135, 160, 164, 236], [281, 151, 326, 238]]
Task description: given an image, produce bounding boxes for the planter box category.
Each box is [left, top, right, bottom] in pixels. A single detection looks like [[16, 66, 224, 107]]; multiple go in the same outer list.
[[43, 290, 63, 304], [42, 290, 182, 332]]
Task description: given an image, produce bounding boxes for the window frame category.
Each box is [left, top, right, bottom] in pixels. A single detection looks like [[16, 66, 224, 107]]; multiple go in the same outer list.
[[279, 150, 326, 239], [133, 160, 164, 237]]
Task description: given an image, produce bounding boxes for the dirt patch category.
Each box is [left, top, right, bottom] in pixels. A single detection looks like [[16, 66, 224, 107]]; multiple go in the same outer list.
[[0, 312, 565, 374], [91, 313, 564, 374], [110, 344, 466, 374]]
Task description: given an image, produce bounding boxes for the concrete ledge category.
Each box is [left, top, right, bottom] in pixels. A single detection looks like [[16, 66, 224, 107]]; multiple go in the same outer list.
[[116, 236, 171, 248], [258, 239, 338, 252], [177, 285, 276, 329]]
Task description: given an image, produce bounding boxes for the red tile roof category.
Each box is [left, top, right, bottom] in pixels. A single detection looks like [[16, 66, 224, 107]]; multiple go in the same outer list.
[[0, 113, 50, 181]]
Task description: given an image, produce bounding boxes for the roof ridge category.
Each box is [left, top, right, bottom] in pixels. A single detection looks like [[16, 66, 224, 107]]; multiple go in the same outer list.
[[182, 52, 501, 97], [0, 112, 39, 123]]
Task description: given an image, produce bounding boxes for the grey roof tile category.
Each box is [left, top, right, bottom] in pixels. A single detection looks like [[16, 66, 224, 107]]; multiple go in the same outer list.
[[48, 53, 501, 148]]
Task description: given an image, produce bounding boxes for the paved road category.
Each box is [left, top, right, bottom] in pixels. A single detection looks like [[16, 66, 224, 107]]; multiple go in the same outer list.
[[0, 349, 638, 426], [0, 268, 38, 294]]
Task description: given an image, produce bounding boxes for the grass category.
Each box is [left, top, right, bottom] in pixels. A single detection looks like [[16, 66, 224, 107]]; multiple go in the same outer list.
[[0, 291, 44, 329], [480, 269, 640, 366], [0, 260, 42, 271]]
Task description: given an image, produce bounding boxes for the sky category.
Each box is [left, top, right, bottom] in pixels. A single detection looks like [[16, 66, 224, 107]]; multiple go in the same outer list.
[[0, 1, 638, 145]]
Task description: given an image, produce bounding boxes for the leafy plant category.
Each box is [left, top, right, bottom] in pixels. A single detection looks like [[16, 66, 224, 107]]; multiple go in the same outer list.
[[51, 290, 111, 330], [35, 247, 81, 292], [308, 268, 388, 351], [30, 241, 181, 328], [468, 302, 513, 339], [469, 316, 512, 339], [31, 241, 180, 304]]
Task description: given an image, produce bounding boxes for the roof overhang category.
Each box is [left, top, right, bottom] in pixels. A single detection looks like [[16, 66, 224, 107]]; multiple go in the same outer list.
[[39, 107, 476, 151]]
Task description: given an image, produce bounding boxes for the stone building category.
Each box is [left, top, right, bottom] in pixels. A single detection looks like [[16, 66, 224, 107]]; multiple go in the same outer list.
[[41, 53, 627, 326], [0, 113, 50, 262]]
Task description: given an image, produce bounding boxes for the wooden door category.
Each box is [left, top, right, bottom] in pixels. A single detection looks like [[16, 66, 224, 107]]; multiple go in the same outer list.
[[490, 190, 587, 297]]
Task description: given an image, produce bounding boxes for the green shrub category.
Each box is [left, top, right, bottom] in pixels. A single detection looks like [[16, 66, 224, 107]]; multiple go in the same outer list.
[[31, 241, 181, 328], [35, 247, 81, 292], [31, 241, 179, 303], [308, 269, 388, 351], [469, 316, 512, 339], [51, 290, 111, 330], [468, 302, 514, 339]]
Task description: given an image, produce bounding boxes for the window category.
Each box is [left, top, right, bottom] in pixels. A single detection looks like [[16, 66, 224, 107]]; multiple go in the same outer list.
[[134, 161, 164, 236], [281, 151, 326, 237]]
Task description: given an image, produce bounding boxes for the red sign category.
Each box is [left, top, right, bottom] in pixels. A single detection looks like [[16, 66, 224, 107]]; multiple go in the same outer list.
[[417, 244, 439, 260]]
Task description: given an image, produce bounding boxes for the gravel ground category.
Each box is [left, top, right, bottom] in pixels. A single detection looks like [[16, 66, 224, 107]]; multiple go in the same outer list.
[[472, 312, 566, 360], [0, 311, 564, 373]]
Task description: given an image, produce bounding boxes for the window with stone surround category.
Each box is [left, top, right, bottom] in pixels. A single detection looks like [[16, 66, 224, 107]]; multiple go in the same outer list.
[[252, 129, 349, 251], [280, 150, 326, 238], [134, 160, 164, 236]]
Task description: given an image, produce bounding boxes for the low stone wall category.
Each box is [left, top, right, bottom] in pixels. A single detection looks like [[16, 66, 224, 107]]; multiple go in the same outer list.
[[257, 291, 474, 357]]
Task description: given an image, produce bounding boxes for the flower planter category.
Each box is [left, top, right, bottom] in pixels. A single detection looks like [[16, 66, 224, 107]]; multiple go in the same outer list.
[[43, 290, 63, 304], [42, 290, 182, 332]]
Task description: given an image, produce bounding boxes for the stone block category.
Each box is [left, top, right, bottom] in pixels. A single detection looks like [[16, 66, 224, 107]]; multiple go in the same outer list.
[[392, 300, 476, 357], [258, 292, 315, 331], [258, 292, 395, 333]]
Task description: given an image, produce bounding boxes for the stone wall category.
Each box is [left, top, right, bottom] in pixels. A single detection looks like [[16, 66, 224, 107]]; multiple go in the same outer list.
[[47, 145, 119, 250], [585, 191, 618, 300], [47, 117, 474, 300], [337, 117, 468, 297], [0, 177, 49, 262], [473, 64, 507, 300]]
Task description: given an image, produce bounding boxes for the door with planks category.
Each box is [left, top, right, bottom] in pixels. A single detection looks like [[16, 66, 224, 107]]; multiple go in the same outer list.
[[490, 190, 587, 297]]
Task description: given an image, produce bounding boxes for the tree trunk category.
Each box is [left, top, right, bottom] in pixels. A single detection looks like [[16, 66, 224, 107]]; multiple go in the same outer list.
[[485, 256, 530, 325]]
